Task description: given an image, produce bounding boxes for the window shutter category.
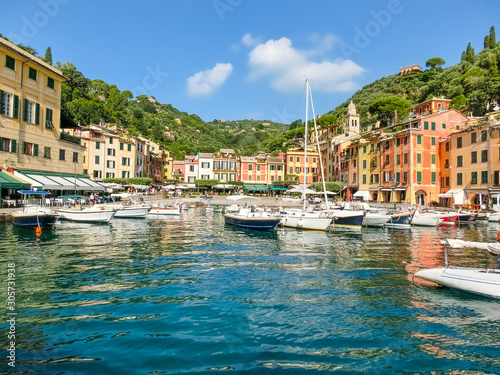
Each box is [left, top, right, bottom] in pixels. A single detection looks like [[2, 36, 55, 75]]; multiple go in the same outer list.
[[20, 141, 25, 154], [11, 139, 17, 153], [13, 95, 19, 118], [34, 144, 39, 156], [0, 90, 4, 114], [35, 103, 40, 125], [23, 99, 28, 121]]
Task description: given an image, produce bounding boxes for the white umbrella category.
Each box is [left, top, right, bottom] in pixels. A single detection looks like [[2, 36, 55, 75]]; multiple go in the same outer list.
[[226, 195, 261, 202], [288, 188, 317, 195]]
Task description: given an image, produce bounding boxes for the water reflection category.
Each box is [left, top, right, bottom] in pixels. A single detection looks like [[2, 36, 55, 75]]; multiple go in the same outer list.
[[1, 211, 500, 373]]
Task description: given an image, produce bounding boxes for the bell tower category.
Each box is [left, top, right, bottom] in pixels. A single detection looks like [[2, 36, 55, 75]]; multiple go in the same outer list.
[[345, 100, 360, 134]]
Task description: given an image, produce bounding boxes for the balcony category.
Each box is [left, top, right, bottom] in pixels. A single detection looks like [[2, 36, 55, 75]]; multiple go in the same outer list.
[[60, 132, 81, 145]]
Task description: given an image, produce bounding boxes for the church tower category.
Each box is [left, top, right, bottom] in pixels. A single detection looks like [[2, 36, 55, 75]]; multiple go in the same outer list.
[[345, 100, 360, 134]]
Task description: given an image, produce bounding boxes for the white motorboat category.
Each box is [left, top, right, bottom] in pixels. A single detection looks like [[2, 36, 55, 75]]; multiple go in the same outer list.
[[412, 210, 440, 227], [148, 205, 181, 215], [58, 206, 116, 223], [414, 239, 500, 299], [105, 193, 150, 218], [415, 267, 500, 299], [363, 212, 391, 227]]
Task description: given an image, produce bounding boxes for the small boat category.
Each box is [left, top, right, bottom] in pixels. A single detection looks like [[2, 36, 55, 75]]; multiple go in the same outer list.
[[11, 190, 59, 228], [105, 193, 150, 218], [438, 212, 459, 225], [412, 210, 440, 227], [58, 206, 116, 223], [414, 239, 500, 299], [279, 208, 332, 231], [384, 210, 415, 228], [455, 211, 478, 225], [330, 209, 364, 230], [148, 205, 181, 215], [224, 207, 281, 230]]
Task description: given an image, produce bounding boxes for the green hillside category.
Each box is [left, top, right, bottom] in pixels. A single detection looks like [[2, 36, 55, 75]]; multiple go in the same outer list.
[[326, 26, 500, 131]]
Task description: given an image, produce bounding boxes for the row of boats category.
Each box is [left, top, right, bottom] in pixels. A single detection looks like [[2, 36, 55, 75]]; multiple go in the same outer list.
[[222, 199, 484, 231], [10, 191, 187, 227]]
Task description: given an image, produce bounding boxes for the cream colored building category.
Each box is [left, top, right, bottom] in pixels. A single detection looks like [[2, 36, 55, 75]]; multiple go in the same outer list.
[[0, 36, 84, 175]]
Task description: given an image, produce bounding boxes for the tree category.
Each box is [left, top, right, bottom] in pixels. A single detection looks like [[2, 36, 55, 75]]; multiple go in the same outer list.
[[44, 47, 52, 65], [490, 26, 497, 49], [368, 96, 412, 127], [484, 35, 491, 49], [425, 57, 446, 71]]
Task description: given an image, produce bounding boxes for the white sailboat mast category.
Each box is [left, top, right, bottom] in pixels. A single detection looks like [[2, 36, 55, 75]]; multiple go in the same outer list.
[[308, 83, 329, 212], [303, 78, 309, 211]]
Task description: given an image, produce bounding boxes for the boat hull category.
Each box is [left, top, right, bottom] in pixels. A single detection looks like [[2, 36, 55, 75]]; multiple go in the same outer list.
[[224, 213, 280, 230], [362, 213, 391, 227], [415, 267, 500, 299], [281, 215, 331, 231], [149, 207, 181, 215], [58, 209, 115, 223], [11, 213, 59, 228], [331, 211, 364, 230], [456, 213, 478, 225], [412, 213, 440, 227], [385, 212, 414, 228], [114, 207, 150, 218]]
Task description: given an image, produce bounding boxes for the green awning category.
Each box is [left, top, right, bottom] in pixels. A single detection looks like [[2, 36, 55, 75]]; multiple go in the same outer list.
[[242, 183, 267, 192], [269, 185, 288, 191], [0, 171, 31, 190]]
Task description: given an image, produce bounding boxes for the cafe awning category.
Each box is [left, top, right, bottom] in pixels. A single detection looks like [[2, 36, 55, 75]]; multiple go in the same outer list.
[[353, 190, 370, 200], [242, 183, 267, 192], [269, 185, 288, 191], [14, 171, 105, 191], [0, 171, 31, 190]]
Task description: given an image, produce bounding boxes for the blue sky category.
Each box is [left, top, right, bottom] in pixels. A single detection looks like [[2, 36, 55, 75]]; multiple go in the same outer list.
[[2, 0, 499, 123]]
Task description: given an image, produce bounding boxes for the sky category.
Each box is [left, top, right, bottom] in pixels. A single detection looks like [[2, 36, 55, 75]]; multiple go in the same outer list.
[[2, 0, 499, 123]]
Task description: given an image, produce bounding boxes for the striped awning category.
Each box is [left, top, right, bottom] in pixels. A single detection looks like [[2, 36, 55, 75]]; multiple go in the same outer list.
[[0, 171, 31, 190], [242, 183, 267, 191], [14, 171, 105, 191]]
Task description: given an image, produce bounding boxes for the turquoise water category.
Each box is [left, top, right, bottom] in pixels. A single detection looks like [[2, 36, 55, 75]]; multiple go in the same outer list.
[[1, 210, 500, 374]]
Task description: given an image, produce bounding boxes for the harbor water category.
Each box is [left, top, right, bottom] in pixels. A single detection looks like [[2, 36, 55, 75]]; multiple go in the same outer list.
[[1, 209, 500, 374]]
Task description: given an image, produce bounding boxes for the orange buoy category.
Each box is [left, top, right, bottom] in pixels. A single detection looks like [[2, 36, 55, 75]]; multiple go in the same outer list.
[[496, 231, 500, 242], [100, 206, 104, 210], [35, 227, 42, 236]]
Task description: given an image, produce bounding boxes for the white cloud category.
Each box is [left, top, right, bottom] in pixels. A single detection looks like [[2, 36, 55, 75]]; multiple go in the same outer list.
[[247, 36, 364, 93], [241, 33, 260, 47], [187, 63, 233, 97]]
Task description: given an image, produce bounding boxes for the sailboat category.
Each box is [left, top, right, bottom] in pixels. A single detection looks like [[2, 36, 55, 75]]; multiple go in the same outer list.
[[279, 78, 332, 231]]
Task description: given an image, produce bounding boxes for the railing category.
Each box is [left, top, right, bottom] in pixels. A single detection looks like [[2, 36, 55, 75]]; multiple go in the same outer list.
[[60, 132, 81, 145]]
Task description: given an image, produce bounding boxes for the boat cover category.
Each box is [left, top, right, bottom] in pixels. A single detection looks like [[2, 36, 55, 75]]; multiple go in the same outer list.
[[443, 239, 500, 255]]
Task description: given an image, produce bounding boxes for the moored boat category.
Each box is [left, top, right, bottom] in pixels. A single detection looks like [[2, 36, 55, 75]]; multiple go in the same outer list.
[[58, 206, 116, 223], [331, 209, 364, 230], [11, 190, 59, 228], [412, 210, 440, 227], [224, 207, 280, 230], [279, 208, 332, 231], [105, 193, 150, 218], [414, 239, 500, 299], [148, 205, 181, 215], [384, 210, 415, 228]]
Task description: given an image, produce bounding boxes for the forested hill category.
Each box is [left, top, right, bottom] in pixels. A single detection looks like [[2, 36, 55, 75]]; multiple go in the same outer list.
[[325, 26, 500, 131], [54, 62, 291, 159], [0, 33, 292, 160]]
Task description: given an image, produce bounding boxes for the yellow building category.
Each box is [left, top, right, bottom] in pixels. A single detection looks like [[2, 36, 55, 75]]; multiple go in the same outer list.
[[0, 36, 84, 175], [285, 147, 320, 184], [117, 137, 135, 179]]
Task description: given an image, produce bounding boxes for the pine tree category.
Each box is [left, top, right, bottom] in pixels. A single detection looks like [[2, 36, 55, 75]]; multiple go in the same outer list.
[[465, 43, 475, 63], [490, 26, 496, 49], [484, 35, 490, 49], [44, 47, 52, 65]]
